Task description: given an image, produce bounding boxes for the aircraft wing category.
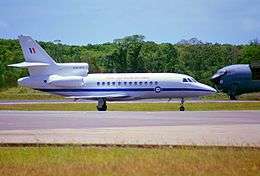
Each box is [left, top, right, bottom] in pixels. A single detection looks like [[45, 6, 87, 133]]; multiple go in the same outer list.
[[65, 93, 130, 99]]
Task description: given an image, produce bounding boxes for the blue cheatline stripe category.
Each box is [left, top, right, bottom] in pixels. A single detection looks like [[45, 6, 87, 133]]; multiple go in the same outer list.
[[36, 88, 214, 92]]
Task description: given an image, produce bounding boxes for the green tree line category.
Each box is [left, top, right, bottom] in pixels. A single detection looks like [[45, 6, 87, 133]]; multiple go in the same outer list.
[[0, 35, 260, 89]]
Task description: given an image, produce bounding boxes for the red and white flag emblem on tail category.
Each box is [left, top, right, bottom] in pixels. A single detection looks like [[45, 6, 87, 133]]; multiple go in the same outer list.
[[29, 47, 36, 54]]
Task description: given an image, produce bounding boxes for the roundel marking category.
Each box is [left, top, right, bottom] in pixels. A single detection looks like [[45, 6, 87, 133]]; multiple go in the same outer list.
[[155, 86, 161, 93]]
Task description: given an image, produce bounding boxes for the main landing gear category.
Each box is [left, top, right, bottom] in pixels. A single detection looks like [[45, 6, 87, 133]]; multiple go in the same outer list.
[[180, 98, 185, 111], [97, 98, 107, 111], [229, 95, 237, 100], [229, 84, 238, 100]]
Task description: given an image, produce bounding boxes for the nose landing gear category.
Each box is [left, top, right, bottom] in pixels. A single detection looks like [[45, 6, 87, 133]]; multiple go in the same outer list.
[[97, 98, 107, 111], [180, 98, 185, 111]]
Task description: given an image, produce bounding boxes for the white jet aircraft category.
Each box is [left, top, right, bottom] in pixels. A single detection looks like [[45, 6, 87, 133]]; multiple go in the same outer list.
[[9, 35, 216, 111]]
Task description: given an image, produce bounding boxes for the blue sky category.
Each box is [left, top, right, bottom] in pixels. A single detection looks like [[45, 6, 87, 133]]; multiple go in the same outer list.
[[0, 0, 259, 44]]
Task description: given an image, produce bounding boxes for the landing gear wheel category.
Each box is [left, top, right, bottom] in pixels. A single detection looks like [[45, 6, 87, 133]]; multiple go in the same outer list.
[[180, 106, 185, 111], [97, 105, 107, 111], [97, 98, 107, 111], [229, 94, 237, 100], [229, 83, 238, 100], [179, 98, 185, 111]]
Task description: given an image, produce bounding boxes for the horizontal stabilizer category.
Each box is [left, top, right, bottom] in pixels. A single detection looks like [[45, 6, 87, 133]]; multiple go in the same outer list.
[[65, 93, 129, 99], [8, 62, 49, 68]]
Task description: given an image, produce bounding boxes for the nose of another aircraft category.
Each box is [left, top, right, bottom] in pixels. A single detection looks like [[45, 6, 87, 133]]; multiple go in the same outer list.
[[210, 73, 221, 84]]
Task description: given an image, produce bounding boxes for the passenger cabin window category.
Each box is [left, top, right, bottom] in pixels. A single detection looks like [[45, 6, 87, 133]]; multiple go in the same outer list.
[[183, 78, 188, 82], [97, 80, 164, 86], [73, 66, 85, 69]]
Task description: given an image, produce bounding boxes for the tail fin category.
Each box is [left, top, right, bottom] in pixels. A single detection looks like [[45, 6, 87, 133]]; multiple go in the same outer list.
[[18, 35, 56, 64], [9, 35, 88, 77], [9, 35, 58, 76]]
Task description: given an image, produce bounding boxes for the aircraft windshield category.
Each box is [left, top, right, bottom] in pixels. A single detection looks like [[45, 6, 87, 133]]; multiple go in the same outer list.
[[218, 69, 227, 75], [183, 77, 197, 83], [183, 78, 188, 82], [191, 78, 197, 82]]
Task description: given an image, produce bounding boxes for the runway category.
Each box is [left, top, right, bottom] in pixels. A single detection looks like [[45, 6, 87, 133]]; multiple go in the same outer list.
[[0, 111, 260, 146]]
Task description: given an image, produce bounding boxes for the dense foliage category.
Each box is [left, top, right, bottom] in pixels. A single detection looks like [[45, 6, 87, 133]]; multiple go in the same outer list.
[[0, 35, 260, 89]]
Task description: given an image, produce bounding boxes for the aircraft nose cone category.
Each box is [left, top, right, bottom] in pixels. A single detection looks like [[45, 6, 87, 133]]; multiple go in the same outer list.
[[210, 74, 221, 84], [199, 84, 217, 94], [207, 85, 217, 93], [211, 70, 227, 85]]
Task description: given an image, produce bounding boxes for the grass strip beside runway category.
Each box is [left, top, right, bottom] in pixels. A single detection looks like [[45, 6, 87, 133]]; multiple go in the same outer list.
[[0, 146, 259, 176], [1, 102, 260, 111], [0, 87, 63, 100]]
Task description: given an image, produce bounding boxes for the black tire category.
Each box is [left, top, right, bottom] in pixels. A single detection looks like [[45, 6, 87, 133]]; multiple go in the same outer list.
[[229, 94, 237, 100], [97, 104, 107, 111], [97, 106, 102, 111], [180, 106, 185, 111], [229, 83, 238, 100], [102, 105, 107, 111]]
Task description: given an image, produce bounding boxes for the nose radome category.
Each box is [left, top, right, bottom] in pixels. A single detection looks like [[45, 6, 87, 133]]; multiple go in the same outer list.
[[204, 84, 217, 93], [197, 83, 217, 93], [210, 74, 222, 85], [208, 86, 217, 93]]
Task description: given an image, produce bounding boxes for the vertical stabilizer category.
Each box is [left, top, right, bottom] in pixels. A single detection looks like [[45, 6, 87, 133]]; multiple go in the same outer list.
[[9, 35, 59, 76], [10, 35, 88, 77], [18, 35, 56, 64]]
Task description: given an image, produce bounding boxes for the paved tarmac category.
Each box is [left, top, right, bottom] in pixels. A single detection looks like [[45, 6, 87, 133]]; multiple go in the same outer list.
[[0, 111, 260, 146]]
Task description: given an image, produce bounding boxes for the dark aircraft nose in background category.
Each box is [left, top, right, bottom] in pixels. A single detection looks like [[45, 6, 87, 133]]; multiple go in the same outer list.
[[210, 64, 260, 100], [210, 73, 221, 84], [210, 70, 227, 85]]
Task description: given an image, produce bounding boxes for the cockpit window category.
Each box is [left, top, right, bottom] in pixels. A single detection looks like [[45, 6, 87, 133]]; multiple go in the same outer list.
[[187, 78, 192, 82], [191, 78, 197, 82], [183, 78, 188, 82], [218, 70, 227, 75]]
